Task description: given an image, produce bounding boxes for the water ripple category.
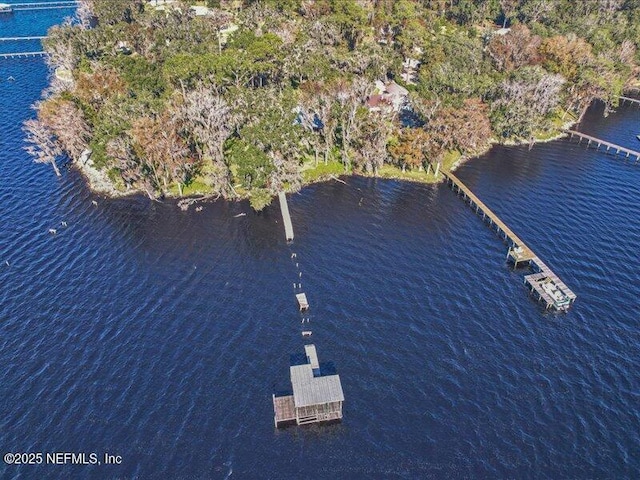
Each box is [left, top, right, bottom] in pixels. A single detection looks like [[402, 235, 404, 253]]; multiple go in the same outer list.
[[2, 11, 640, 478]]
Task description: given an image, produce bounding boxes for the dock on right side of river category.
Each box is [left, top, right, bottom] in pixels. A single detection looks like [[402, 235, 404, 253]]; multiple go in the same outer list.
[[566, 130, 640, 163], [444, 171, 576, 311]]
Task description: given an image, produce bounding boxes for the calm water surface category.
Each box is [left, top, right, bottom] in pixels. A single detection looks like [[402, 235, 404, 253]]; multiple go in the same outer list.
[[1, 6, 640, 479]]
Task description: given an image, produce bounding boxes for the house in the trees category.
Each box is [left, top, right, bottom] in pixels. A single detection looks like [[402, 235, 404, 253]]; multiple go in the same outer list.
[[367, 80, 409, 113]]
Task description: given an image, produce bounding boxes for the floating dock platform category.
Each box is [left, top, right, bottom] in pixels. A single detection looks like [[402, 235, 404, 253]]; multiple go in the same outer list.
[[278, 191, 294, 242], [444, 171, 576, 311], [273, 344, 344, 427]]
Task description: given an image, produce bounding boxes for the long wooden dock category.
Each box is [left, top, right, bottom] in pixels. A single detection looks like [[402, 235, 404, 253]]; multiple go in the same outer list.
[[619, 96, 640, 107], [444, 171, 534, 266], [444, 171, 576, 311], [0, 36, 48, 41], [567, 130, 640, 163], [0, 51, 46, 58], [278, 191, 294, 242], [5, 1, 78, 11]]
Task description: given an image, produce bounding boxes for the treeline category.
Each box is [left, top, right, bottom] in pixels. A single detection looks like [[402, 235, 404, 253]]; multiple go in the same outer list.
[[25, 0, 639, 208]]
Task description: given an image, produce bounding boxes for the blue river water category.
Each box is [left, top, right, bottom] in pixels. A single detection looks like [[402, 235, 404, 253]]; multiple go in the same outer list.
[[1, 5, 640, 479]]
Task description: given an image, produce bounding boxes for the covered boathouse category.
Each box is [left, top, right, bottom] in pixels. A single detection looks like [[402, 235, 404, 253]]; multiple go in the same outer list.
[[273, 344, 344, 427]]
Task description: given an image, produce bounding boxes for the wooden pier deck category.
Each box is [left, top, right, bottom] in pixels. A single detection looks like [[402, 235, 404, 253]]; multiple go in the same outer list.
[[278, 191, 294, 242], [524, 257, 577, 311], [444, 171, 576, 311], [444, 171, 534, 266], [272, 394, 296, 426], [567, 130, 640, 162]]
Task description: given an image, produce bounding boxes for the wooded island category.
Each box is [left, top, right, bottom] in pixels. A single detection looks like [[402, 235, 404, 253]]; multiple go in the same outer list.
[[25, 0, 640, 209]]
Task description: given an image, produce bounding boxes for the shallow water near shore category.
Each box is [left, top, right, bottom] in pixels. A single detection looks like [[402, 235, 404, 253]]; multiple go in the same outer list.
[[2, 6, 640, 479]]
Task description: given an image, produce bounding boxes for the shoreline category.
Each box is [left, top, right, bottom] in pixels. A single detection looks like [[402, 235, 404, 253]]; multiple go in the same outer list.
[[73, 150, 137, 198], [449, 120, 577, 173], [73, 117, 581, 206]]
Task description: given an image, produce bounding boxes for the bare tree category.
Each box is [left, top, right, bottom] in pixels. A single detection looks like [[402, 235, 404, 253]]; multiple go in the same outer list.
[[487, 25, 540, 72], [202, 8, 234, 54], [353, 115, 391, 174], [23, 119, 63, 176], [619, 40, 636, 65], [39, 99, 91, 160], [520, 0, 554, 23], [44, 24, 79, 72], [598, 0, 624, 19], [76, 0, 95, 29], [107, 135, 156, 199], [499, 0, 518, 28], [335, 78, 371, 169], [268, 151, 302, 194], [240, 2, 280, 36], [174, 85, 234, 195], [491, 68, 565, 138], [300, 82, 338, 165]]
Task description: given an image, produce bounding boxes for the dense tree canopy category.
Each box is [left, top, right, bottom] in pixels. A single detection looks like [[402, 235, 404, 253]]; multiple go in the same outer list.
[[26, 0, 640, 208]]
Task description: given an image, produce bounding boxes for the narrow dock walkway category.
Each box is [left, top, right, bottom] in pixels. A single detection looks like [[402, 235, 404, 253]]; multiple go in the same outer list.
[[0, 51, 46, 58], [444, 171, 576, 311], [0, 36, 48, 41], [619, 96, 640, 107], [567, 130, 640, 162], [444, 171, 534, 266], [6, 2, 78, 11], [278, 191, 294, 242]]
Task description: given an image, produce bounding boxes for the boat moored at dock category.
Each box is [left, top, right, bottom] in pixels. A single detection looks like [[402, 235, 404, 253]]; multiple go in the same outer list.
[[444, 171, 576, 312]]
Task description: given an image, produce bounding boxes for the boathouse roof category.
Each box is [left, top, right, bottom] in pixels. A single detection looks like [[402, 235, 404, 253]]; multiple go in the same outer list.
[[290, 345, 344, 407]]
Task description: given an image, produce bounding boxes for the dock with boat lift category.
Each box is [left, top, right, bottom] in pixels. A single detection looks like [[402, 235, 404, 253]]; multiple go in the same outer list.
[[566, 130, 640, 163], [444, 171, 576, 311], [524, 260, 577, 311]]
